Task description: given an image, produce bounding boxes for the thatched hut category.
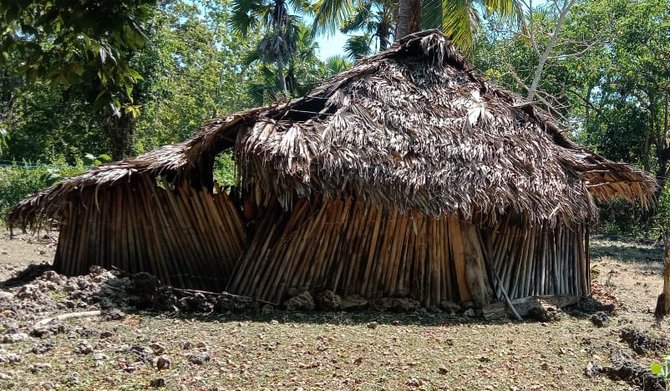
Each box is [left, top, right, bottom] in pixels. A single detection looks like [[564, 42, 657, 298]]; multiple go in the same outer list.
[[9, 31, 655, 308]]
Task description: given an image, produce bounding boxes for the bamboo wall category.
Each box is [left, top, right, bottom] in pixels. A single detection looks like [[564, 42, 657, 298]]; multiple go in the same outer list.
[[54, 176, 247, 290], [53, 184, 589, 306], [485, 216, 590, 300], [228, 198, 590, 306]]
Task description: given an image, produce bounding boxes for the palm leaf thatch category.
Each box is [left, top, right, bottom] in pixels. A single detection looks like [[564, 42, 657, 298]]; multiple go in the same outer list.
[[11, 31, 653, 229]]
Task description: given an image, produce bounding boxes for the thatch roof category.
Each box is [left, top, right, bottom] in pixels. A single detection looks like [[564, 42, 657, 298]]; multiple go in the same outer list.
[[9, 30, 655, 228]]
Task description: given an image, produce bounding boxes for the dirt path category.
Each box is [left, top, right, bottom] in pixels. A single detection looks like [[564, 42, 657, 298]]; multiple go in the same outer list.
[[0, 230, 668, 390], [0, 229, 56, 279]]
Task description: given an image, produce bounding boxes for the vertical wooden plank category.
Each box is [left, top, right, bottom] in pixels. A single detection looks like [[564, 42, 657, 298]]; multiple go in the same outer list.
[[448, 215, 471, 302]]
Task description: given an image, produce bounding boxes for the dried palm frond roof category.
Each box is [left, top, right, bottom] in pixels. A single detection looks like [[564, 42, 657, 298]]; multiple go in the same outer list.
[[9, 30, 656, 229]]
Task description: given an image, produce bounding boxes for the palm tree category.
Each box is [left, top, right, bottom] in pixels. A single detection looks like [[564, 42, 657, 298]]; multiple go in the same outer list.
[[419, 0, 524, 52], [230, 0, 309, 94], [244, 24, 335, 104], [313, 0, 396, 60], [314, 0, 523, 55]]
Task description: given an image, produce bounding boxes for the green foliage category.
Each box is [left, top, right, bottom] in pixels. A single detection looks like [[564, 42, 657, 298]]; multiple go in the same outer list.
[[0, 163, 86, 218], [133, 1, 258, 152], [651, 355, 670, 380], [475, 0, 670, 237], [0, 0, 156, 113], [213, 152, 237, 188], [1, 81, 108, 163]]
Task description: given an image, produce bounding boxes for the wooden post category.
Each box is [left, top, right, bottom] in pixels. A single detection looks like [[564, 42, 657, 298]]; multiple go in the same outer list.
[[459, 219, 493, 307], [655, 233, 670, 319]]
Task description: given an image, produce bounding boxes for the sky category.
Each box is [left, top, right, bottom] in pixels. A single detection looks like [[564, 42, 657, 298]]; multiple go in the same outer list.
[[315, 31, 349, 60]]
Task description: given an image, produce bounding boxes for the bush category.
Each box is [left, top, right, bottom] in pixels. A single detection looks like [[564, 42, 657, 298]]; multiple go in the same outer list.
[[0, 163, 86, 221]]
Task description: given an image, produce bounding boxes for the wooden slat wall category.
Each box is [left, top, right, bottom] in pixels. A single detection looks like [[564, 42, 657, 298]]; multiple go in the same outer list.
[[53, 189, 590, 305], [53, 176, 247, 290], [228, 198, 470, 306], [229, 199, 590, 305], [487, 220, 588, 300]]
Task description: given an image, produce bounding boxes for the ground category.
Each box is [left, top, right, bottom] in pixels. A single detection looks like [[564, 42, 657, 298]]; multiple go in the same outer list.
[[0, 229, 668, 390]]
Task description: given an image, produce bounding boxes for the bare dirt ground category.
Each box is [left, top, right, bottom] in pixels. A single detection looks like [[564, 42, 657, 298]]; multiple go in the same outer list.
[[0, 228, 668, 390]]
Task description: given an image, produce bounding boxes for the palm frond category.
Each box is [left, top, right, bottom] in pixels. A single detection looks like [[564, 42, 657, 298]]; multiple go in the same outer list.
[[341, 3, 373, 33], [483, 0, 525, 27], [311, 0, 356, 35], [344, 34, 373, 60], [442, 0, 481, 53]]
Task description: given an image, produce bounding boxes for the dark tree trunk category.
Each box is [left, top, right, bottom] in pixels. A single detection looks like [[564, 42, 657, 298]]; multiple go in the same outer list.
[[654, 92, 669, 194], [396, 0, 421, 39], [103, 109, 135, 160]]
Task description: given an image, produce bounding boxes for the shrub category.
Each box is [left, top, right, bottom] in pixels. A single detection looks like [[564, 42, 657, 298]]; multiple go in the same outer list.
[[0, 163, 86, 221]]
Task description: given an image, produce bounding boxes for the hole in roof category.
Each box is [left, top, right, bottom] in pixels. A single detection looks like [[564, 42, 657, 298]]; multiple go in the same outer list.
[[281, 96, 337, 122], [212, 150, 237, 194]]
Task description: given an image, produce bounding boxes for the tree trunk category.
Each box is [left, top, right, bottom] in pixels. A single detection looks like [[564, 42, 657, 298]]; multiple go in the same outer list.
[[396, 0, 421, 39], [657, 92, 670, 192], [103, 109, 135, 160], [654, 234, 670, 319], [526, 0, 575, 102], [276, 52, 288, 96]]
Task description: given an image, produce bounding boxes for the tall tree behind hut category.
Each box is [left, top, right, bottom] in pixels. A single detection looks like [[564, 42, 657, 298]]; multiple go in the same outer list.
[[312, 0, 397, 60], [230, 0, 309, 96], [396, 0, 523, 51], [0, 0, 157, 160]]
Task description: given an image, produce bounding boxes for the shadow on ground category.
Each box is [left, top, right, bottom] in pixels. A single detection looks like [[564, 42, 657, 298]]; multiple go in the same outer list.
[[590, 237, 663, 272]]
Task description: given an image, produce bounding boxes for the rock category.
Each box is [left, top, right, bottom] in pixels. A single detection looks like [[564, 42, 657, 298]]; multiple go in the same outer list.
[[149, 378, 166, 388], [440, 301, 461, 313], [29, 363, 51, 373], [285, 292, 315, 311], [590, 311, 609, 328], [187, 352, 211, 365], [0, 353, 22, 364], [149, 343, 166, 355], [182, 341, 194, 350], [599, 359, 666, 391], [0, 291, 14, 300], [261, 304, 274, 315], [31, 343, 53, 354], [377, 298, 421, 312], [340, 295, 368, 311], [406, 377, 423, 387], [316, 290, 342, 310], [74, 341, 93, 355], [2, 333, 29, 343], [366, 322, 378, 329], [156, 355, 171, 370], [463, 308, 476, 317], [438, 367, 448, 375], [620, 327, 669, 355], [66, 372, 80, 386]]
